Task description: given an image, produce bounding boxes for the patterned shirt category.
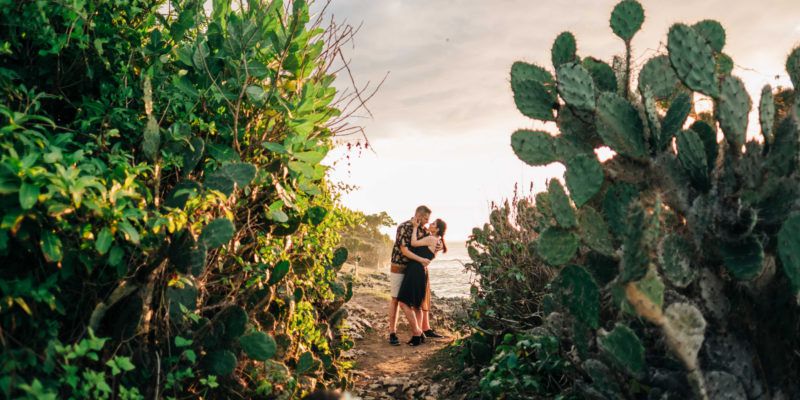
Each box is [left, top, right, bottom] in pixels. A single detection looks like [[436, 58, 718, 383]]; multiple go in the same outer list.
[[390, 220, 429, 266]]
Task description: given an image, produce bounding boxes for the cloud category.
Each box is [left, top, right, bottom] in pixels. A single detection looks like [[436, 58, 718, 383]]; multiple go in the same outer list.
[[319, 0, 800, 239]]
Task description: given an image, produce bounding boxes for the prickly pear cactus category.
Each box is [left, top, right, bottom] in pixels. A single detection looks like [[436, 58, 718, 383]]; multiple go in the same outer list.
[[496, 0, 800, 397]]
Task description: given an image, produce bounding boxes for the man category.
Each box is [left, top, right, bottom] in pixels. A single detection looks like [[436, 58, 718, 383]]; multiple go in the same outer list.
[[387, 205, 444, 345]]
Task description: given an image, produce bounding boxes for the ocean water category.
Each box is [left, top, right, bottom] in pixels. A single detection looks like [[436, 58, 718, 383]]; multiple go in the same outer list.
[[428, 241, 474, 299]]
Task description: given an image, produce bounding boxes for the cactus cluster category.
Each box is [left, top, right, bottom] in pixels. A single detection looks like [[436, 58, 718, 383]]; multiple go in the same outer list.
[[499, 1, 800, 397]]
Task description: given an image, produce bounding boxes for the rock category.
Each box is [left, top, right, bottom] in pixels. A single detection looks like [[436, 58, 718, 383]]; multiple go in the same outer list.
[[369, 383, 381, 390], [424, 397, 437, 400], [383, 377, 403, 386], [417, 384, 428, 393], [387, 386, 397, 394]]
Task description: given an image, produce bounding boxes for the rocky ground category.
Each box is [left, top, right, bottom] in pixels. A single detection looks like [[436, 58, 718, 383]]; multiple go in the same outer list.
[[339, 266, 473, 400]]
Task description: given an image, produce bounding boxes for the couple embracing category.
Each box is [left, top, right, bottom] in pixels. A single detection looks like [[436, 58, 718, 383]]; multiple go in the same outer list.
[[387, 205, 447, 346]]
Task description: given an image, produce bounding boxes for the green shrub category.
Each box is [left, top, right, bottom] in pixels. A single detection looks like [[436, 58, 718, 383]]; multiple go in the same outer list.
[[0, 0, 359, 398], [469, 1, 800, 398]]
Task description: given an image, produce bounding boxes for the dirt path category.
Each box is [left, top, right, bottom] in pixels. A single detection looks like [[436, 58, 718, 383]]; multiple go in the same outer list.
[[341, 267, 466, 399]]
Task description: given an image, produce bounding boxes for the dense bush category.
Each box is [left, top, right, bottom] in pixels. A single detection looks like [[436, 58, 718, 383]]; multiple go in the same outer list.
[[0, 0, 361, 398], [466, 1, 800, 399], [339, 211, 394, 268]]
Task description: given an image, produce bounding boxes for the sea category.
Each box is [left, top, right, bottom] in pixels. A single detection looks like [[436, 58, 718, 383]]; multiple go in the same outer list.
[[427, 241, 474, 299]]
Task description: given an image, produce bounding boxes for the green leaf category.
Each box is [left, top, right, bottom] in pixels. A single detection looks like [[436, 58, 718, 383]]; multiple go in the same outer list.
[[721, 237, 764, 281], [199, 218, 235, 249], [19, 181, 39, 210], [175, 336, 193, 347], [40, 231, 62, 263], [205, 163, 257, 195], [118, 221, 140, 245], [95, 228, 113, 255], [268, 260, 290, 285], [239, 331, 277, 361]]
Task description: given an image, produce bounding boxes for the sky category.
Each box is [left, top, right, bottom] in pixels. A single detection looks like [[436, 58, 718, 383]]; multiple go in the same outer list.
[[319, 0, 800, 240]]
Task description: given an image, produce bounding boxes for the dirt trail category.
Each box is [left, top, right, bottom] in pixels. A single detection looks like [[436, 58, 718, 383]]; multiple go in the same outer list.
[[341, 267, 467, 400]]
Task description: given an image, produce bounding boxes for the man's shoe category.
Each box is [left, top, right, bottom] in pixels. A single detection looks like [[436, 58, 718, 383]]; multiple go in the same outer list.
[[407, 335, 423, 346], [423, 329, 444, 338], [389, 333, 400, 346]]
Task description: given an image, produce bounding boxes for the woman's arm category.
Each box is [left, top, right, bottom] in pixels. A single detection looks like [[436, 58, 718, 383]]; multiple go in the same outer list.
[[410, 224, 436, 247], [401, 245, 430, 266]]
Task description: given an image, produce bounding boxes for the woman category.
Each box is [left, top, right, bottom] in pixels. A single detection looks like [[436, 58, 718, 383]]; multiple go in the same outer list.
[[396, 218, 447, 346]]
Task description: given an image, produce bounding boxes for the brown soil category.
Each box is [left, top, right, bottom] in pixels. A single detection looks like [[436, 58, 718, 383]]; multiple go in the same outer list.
[[341, 266, 468, 400]]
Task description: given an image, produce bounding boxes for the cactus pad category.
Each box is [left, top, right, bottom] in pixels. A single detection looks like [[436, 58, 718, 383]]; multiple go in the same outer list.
[[603, 182, 638, 237], [641, 87, 661, 150], [620, 202, 648, 283], [220, 306, 248, 339], [510, 62, 557, 121], [511, 130, 558, 166], [595, 92, 646, 158], [778, 214, 800, 294], [716, 52, 734, 75], [705, 371, 748, 400], [553, 264, 600, 328], [658, 234, 697, 287], [786, 46, 800, 89], [720, 237, 764, 281], [767, 117, 799, 177], [166, 281, 198, 320], [551, 31, 578, 68], [638, 55, 681, 100], [689, 121, 718, 173], [536, 227, 579, 266], [598, 323, 645, 378], [169, 229, 207, 276], [296, 351, 321, 374], [759, 85, 775, 143], [204, 350, 237, 376], [660, 92, 693, 150], [332, 247, 348, 268], [164, 180, 202, 209], [565, 153, 604, 207], [557, 63, 597, 111], [548, 180, 577, 228], [199, 218, 235, 249], [692, 20, 726, 52], [667, 23, 718, 97], [609, 0, 644, 41], [676, 129, 710, 191], [717, 75, 751, 148], [578, 207, 614, 256], [582, 57, 618, 93], [664, 302, 706, 370], [239, 331, 277, 361], [205, 162, 257, 195]]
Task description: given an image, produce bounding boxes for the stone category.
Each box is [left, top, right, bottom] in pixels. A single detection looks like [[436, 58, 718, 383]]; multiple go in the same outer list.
[[387, 386, 396, 394]]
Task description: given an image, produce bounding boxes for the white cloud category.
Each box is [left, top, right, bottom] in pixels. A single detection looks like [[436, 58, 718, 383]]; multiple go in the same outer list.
[[320, 0, 800, 240]]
